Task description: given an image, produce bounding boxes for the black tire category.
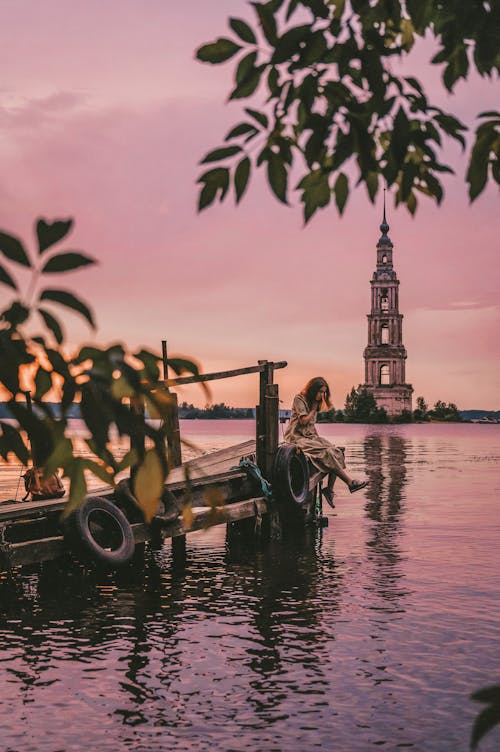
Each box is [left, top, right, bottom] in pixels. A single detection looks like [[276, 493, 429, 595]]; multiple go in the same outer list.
[[64, 496, 135, 569], [272, 444, 310, 507]]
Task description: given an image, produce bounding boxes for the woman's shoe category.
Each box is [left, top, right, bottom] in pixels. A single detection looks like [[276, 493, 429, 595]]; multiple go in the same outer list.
[[349, 479, 368, 494], [321, 487, 336, 508]]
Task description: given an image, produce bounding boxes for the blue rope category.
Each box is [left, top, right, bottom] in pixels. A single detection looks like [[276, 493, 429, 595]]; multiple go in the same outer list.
[[231, 459, 273, 499]]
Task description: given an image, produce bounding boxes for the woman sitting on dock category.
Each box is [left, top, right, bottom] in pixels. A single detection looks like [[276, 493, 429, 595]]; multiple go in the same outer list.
[[284, 377, 367, 508]]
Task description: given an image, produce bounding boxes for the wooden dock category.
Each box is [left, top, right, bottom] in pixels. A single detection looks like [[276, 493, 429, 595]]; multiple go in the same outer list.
[[0, 358, 327, 573]]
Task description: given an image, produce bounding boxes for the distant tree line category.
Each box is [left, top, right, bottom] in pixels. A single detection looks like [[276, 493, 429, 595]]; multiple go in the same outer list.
[[178, 402, 254, 420], [316, 387, 463, 424]]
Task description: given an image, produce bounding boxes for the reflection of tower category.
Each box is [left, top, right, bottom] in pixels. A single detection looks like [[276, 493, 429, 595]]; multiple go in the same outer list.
[[363, 432, 409, 576], [363, 199, 413, 416]]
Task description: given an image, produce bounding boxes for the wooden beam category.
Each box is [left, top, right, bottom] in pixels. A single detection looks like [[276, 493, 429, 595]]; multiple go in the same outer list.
[[164, 361, 286, 387]]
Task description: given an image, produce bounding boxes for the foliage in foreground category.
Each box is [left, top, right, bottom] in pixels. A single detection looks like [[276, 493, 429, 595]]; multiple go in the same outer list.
[[471, 685, 500, 750], [0, 218, 203, 521], [196, 0, 500, 221]]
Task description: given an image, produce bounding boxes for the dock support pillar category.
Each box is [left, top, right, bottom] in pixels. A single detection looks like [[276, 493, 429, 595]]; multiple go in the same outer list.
[[172, 534, 186, 566], [162, 340, 182, 469], [256, 360, 277, 481]]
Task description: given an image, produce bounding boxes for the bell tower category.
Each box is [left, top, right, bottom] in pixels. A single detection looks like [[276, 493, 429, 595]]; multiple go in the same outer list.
[[363, 199, 413, 416]]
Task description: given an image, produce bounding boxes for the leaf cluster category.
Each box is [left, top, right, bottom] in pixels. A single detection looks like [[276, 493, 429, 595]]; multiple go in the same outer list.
[[196, 0, 500, 222], [1, 218, 203, 521]]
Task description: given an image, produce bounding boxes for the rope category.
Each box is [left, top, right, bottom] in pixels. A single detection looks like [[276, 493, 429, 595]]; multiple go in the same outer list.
[[15, 464, 25, 502], [230, 459, 273, 500]]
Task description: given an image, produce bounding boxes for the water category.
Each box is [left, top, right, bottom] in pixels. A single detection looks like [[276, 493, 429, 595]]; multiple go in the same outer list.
[[1, 421, 499, 751]]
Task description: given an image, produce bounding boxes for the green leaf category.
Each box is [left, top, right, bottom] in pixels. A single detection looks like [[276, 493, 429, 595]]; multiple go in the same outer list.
[[0, 264, 18, 290], [201, 145, 242, 164], [271, 24, 312, 64], [267, 152, 288, 204], [245, 107, 268, 128], [41, 252, 95, 273], [406, 191, 417, 214], [196, 38, 242, 64], [38, 308, 64, 344], [62, 459, 87, 518], [391, 107, 410, 161], [267, 66, 280, 96], [333, 0, 345, 20], [365, 172, 379, 203], [36, 218, 73, 254], [0, 231, 31, 267], [39, 289, 96, 329], [225, 122, 259, 140], [0, 421, 29, 464], [1, 301, 30, 328], [229, 66, 264, 99], [234, 157, 251, 203], [229, 17, 257, 44], [198, 182, 218, 211], [133, 448, 166, 522], [301, 30, 327, 66], [197, 167, 230, 210], [467, 128, 495, 201], [298, 170, 331, 223], [236, 51, 258, 85], [334, 172, 349, 214], [471, 700, 500, 750], [442, 44, 469, 92], [472, 686, 500, 704], [35, 367, 53, 400], [134, 348, 160, 381], [252, 2, 278, 45]]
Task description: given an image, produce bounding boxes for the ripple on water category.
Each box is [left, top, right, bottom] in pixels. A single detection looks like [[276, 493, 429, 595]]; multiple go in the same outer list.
[[0, 423, 500, 751]]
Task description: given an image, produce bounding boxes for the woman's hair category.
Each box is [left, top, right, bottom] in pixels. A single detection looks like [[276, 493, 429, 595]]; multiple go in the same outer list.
[[300, 377, 332, 410]]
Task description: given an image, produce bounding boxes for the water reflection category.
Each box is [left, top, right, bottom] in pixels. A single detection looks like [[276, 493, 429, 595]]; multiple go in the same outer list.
[[0, 529, 345, 747], [362, 432, 411, 603]]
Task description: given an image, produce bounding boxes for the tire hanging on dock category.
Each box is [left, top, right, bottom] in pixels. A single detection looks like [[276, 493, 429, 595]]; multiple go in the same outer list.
[[272, 444, 309, 507], [64, 496, 135, 569]]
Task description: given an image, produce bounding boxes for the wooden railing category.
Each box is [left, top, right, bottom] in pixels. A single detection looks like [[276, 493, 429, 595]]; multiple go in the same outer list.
[[161, 341, 286, 480]]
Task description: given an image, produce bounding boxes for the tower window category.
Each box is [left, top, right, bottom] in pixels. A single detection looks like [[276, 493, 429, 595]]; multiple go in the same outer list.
[[380, 364, 390, 385], [381, 324, 389, 344], [381, 290, 389, 312], [382, 254, 388, 263]]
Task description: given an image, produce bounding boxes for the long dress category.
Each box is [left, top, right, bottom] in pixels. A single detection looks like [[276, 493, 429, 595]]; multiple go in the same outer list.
[[284, 393, 346, 474]]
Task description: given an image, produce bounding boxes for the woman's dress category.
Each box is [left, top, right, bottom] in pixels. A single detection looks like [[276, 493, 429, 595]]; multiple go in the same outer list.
[[284, 393, 345, 474]]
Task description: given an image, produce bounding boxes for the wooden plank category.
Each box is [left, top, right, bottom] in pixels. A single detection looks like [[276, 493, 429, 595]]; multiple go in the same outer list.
[[166, 439, 256, 484], [0, 441, 258, 526], [165, 361, 286, 387], [0, 498, 268, 569], [155, 497, 268, 538], [1, 536, 66, 568]]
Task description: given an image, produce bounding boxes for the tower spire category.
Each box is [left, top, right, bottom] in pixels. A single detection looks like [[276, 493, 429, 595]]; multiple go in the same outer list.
[[379, 188, 390, 238]]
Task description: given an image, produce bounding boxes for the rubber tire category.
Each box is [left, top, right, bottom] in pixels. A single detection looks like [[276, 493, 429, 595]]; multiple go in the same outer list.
[[65, 495, 135, 569], [272, 444, 310, 507]]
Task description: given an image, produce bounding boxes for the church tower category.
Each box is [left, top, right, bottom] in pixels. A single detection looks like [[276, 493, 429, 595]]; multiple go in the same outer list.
[[363, 201, 413, 416]]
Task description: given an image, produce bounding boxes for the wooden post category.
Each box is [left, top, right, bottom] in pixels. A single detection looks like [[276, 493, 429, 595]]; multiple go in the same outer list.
[[257, 360, 275, 476], [256, 361, 276, 478], [171, 532, 186, 568], [161, 340, 182, 469], [264, 383, 279, 481]]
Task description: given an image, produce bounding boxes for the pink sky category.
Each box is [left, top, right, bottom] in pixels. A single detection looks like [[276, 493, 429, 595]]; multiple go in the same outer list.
[[1, 1, 499, 410]]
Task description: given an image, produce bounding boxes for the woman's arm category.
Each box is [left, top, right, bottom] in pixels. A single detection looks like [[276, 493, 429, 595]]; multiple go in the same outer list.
[[298, 403, 319, 425]]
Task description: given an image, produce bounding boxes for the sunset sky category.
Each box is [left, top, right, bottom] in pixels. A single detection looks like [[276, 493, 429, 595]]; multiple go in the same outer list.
[[1, 1, 499, 411]]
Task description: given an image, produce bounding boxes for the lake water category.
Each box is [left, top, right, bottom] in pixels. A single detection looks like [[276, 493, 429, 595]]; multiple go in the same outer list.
[[0, 421, 499, 751]]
